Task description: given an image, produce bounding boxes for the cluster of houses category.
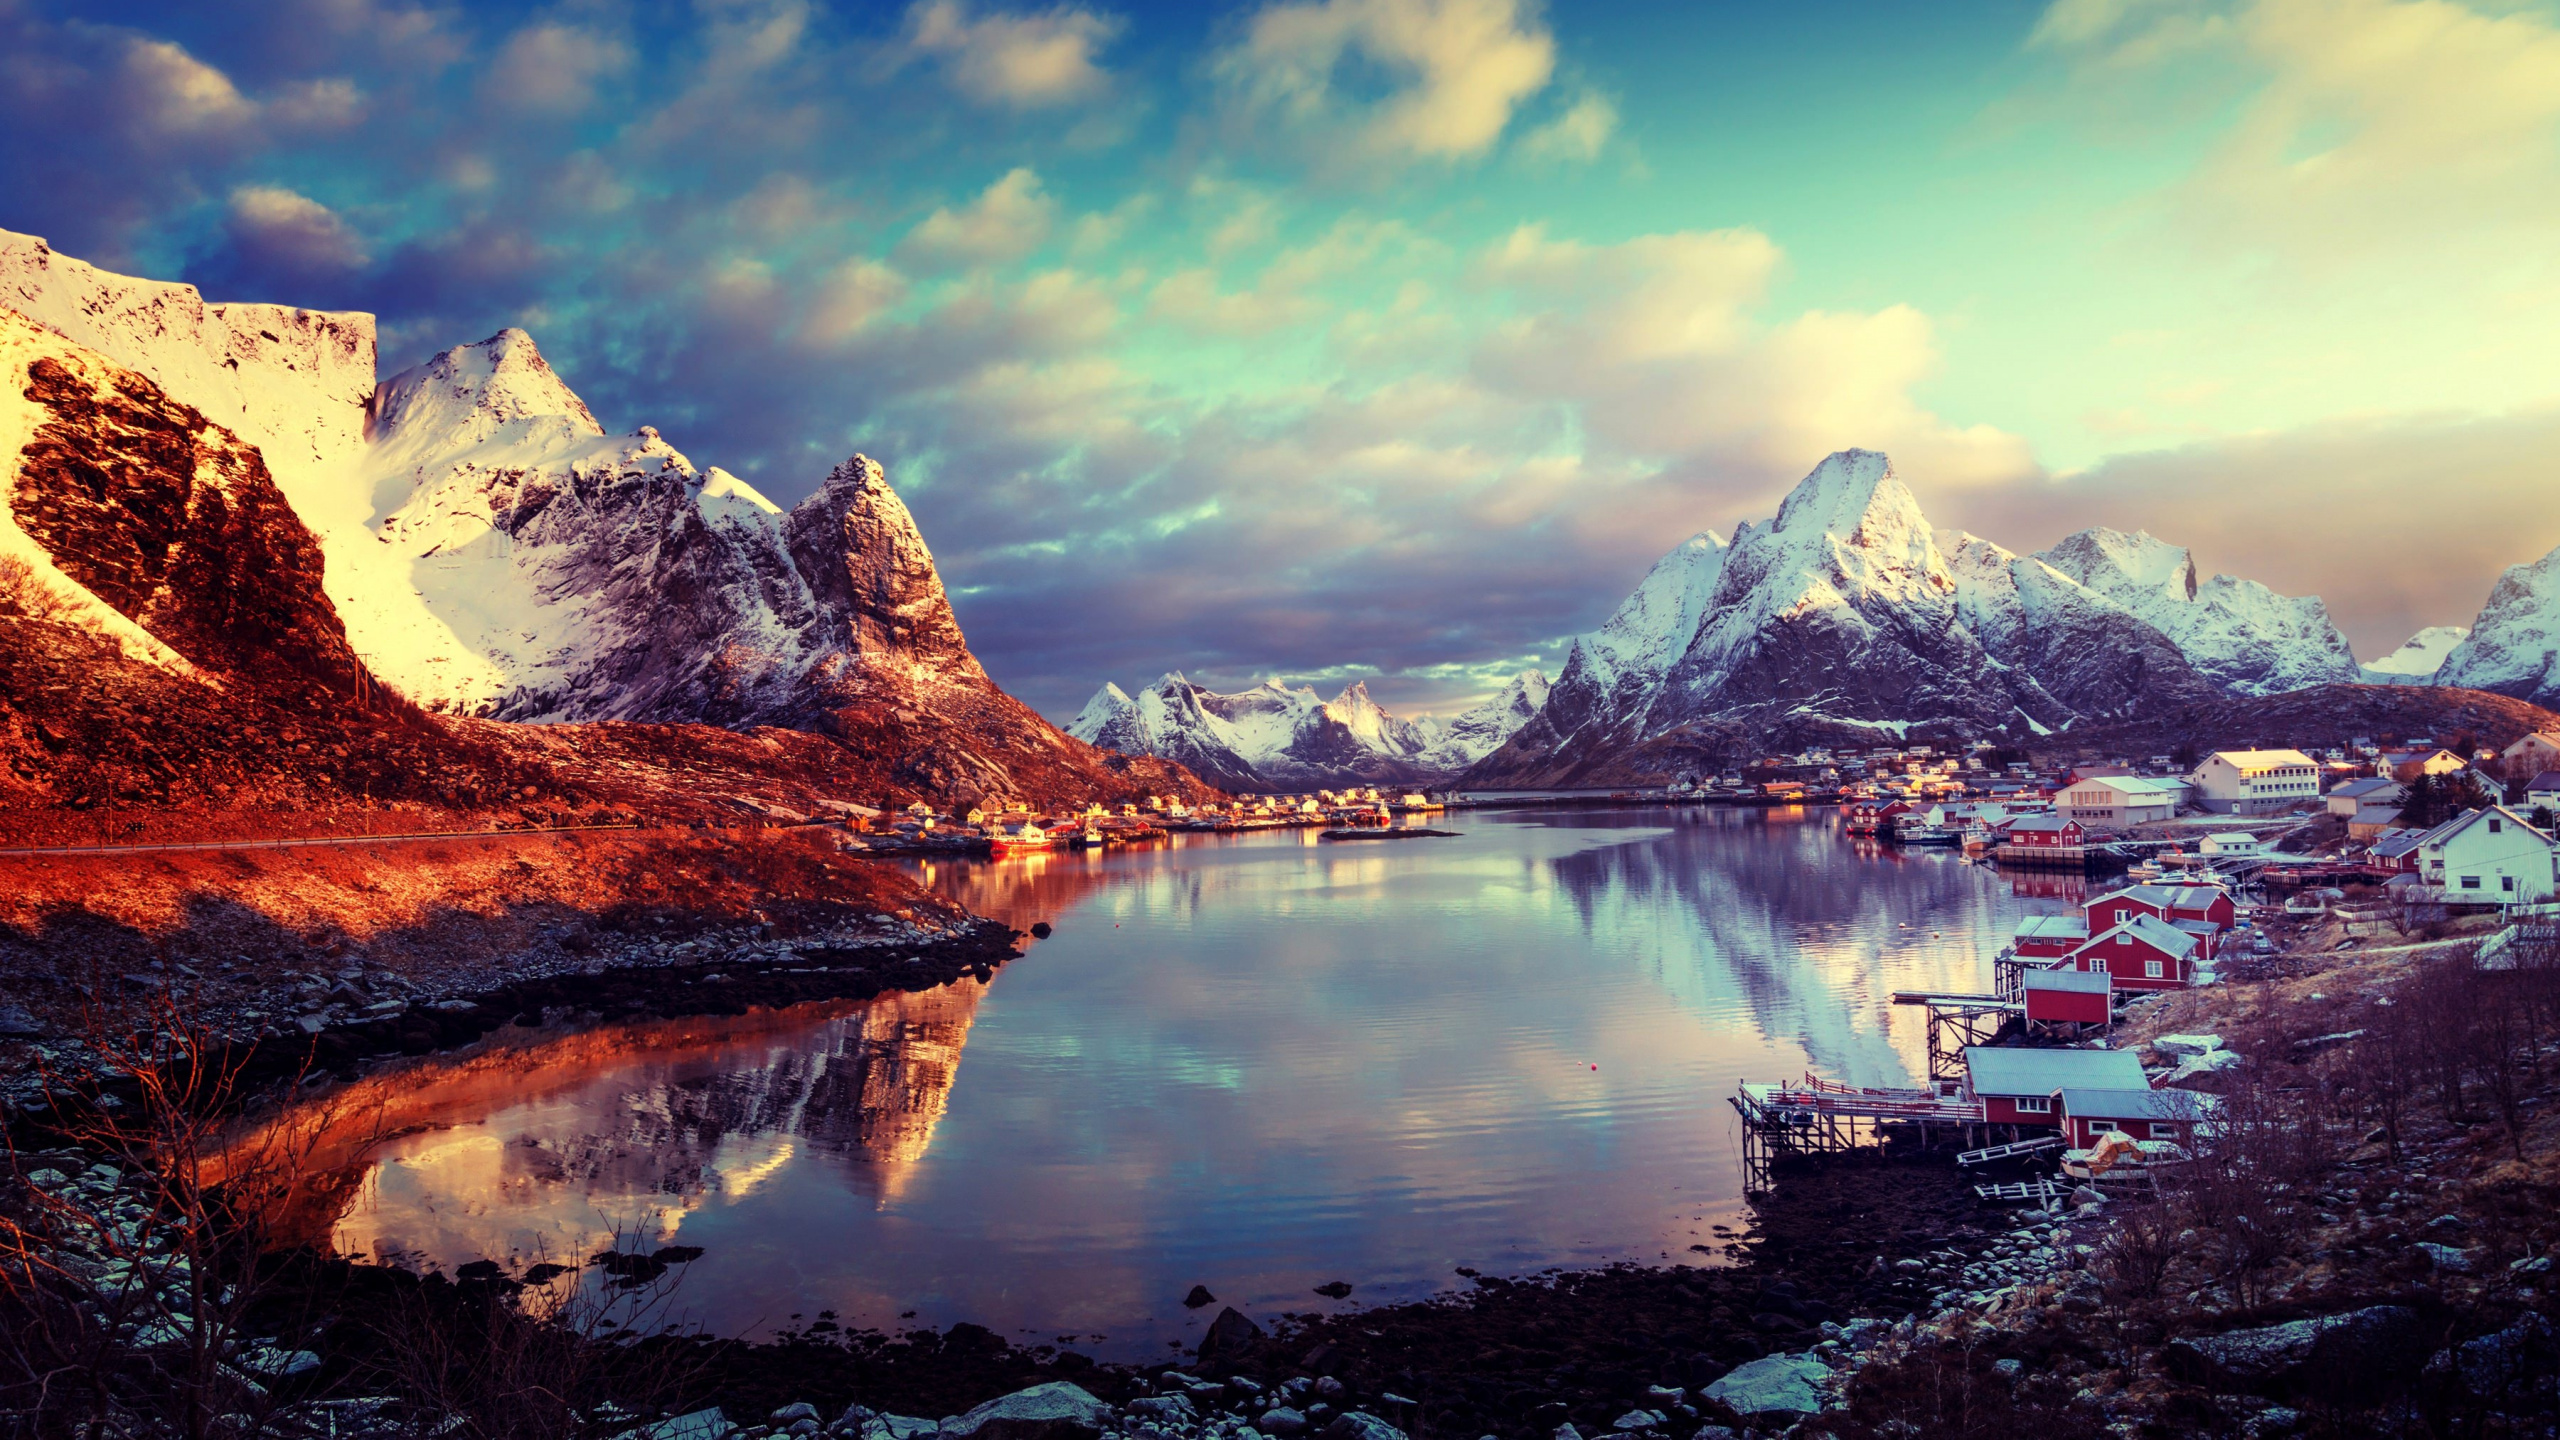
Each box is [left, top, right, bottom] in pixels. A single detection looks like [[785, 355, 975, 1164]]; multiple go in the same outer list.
[[858, 787, 1443, 854]]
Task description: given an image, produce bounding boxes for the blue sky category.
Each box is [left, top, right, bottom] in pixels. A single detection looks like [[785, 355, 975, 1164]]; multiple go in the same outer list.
[[6, 0, 2559, 718]]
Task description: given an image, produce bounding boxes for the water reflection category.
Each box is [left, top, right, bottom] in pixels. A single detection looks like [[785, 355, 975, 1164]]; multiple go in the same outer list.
[[251, 807, 2069, 1355], [310, 983, 986, 1275]]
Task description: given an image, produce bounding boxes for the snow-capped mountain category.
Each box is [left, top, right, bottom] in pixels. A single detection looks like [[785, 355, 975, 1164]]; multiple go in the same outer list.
[[2438, 544, 2560, 707], [2360, 626, 2470, 686], [2032, 528, 2360, 696], [0, 228, 1214, 805], [1068, 671, 1546, 788], [1470, 450, 2368, 786]]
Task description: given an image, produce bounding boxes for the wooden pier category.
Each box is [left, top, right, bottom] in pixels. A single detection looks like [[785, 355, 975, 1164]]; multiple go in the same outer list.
[[1728, 1074, 1985, 1193], [1891, 990, 2019, 1083]]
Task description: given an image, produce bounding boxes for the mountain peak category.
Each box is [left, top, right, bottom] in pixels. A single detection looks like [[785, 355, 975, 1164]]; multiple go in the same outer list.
[[2039, 527, 2197, 603], [783, 453, 985, 688], [370, 327, 604, 449]]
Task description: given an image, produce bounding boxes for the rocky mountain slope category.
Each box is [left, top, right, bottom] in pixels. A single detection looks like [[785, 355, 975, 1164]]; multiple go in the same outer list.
[[1068, 671, 1546, 789], [2033, 527, 2361, 695], [2438, 542, 2560, 708], [2360, 624, 2469, 685], [1, 228, 1204, 812], [1469, 450, 2374, 787]]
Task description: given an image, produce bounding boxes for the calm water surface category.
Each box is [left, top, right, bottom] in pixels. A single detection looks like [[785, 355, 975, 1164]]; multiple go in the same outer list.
[[310, 807, 2082, 1355]]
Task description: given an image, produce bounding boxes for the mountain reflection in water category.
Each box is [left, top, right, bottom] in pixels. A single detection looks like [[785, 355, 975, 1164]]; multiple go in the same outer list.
[[310, 983, 985, 1282], [260, 806, 2077, 1355]]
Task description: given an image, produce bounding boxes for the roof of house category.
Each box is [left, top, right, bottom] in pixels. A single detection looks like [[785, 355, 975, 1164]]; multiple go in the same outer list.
[[2529, 771, 2560, 794], [2069, 913, 2202, 960], [2022, 968, 2111, 995], [2056, 1087, 2212, 1121], [2091, 883, 2220, 913], [2332, 777, 2405, 800], [2009, 812, 2078, 834], [2421, 805, 2554, 850], [2015, 914, 2091, 940], [1961, 1046, 2149, 1096], [2368, 829, 2430, 859], [2066, 775, 2189, 797], [2205, 832, 2258, 844], [2199, 749, 2318, 770]]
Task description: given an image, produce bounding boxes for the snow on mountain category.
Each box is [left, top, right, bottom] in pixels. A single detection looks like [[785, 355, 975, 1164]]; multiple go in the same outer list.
[[2034, 527, 2361, 696], [0, 229, 502, 705], [1068, 670, 1547, 787], [2438, 544, 2560, 707], [1412, 670, 1551, 772], [1651, 449, 2029, 729], [1937, 530, 2220, 721], [1469, 450, 2348, 785], [1, 227, 1215, 806], [2360, 625, 2469, 685]]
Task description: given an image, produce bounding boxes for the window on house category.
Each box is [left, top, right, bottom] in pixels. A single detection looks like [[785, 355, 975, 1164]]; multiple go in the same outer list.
[[2491, 818, 2503, 833], [2015, 1096, 2052, 1113], [2463, 875, 2483, 890], [2150, 1122, 2180, 1139], [2146, 960, 2165, 978], [2089, 1120, 2120, 1133], [2504, 876, 2517, 893]]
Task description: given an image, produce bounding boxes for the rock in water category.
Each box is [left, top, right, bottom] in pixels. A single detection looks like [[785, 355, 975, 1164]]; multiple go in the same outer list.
[[1198, 1305, 1265, 1365], [1313, 1280, 1354, 1299], [941, 1383, 1114, 1440], [1700, 1353, 1830, 1417], [1183, 1284, 1217, 1308]]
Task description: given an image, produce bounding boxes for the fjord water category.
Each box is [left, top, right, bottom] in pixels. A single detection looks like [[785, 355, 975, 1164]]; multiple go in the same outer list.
[[317, 807, 2078, 1355]]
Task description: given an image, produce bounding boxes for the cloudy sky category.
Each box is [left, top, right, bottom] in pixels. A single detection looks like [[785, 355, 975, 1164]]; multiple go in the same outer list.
[[6, 0, 2558, 719]]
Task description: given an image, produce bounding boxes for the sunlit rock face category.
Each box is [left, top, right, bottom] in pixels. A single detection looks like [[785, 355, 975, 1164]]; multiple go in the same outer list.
[[3, 226, 1215, 807]]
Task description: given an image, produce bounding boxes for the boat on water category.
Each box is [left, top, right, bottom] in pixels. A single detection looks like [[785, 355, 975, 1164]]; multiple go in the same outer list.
[[1070, 827, 1107, 850]]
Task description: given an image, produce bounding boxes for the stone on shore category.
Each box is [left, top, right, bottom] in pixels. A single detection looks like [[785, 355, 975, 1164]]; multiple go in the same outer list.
[[942, 1383, 1114, 1440], [1199, 1305, 1266, 1365], [1701, 1352, 1830, 1417], [2163, 1306, 2424, 1397], [1318, 1412, 1407, 1440]]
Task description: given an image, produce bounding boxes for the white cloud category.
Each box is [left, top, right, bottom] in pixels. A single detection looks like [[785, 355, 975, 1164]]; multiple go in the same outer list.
[[1517, 88, 1616, 163], [2035, 0, 2560, 265], [224, 185, 369, 272], [1474, 225, 2037, 490], [483, 22, 633, 114], [801, 257, 909, 347], [895, 168, 1059, 272], [902, 0, 1122, 108], [1216, 0, 1556, 163], [117, 37, 256, 138]]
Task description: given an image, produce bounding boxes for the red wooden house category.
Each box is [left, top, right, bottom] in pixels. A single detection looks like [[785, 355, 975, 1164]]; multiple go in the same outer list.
[[2056, 1087, 2213, 1147], [2022, 967, 2111, 1026], [2084, 883, 2234, 933], [2063, 914, 2203, 992], [1845, 798, 1912, 835], [2004, 813, 2085, 847], [2011, 913, 2091, 959], [1960, 1046, 2150, 1127]]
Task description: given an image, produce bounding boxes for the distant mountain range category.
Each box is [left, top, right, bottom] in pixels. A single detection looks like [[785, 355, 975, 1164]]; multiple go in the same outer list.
[[1072, 447, 2560, 787], [1068, 672, 1549, 791]]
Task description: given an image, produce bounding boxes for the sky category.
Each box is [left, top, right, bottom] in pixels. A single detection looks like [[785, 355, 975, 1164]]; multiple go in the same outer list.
[[5, 0, 2559, 721]]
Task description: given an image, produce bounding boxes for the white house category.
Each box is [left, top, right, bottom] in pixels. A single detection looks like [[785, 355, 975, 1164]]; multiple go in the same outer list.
[[2503, 731, 2560, 777], [2199, 832, 2262, 857], [2188, 749, 2321, 815], [2059, 775, 2188, 826], [2417, 805, 2558, 904]]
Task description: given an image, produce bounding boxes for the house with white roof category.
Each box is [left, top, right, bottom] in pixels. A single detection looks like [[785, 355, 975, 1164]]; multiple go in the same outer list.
[[2058, 774, 2188, 826], [2416, 805, 2558, 905], [2188, 749, 2320, 815]]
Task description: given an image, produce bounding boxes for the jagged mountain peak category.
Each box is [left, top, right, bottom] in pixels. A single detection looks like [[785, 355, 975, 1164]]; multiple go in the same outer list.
[[2039, 526, 2198, 603], [2439, 543, 2560, 706], [783, 453, 985, 690]]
